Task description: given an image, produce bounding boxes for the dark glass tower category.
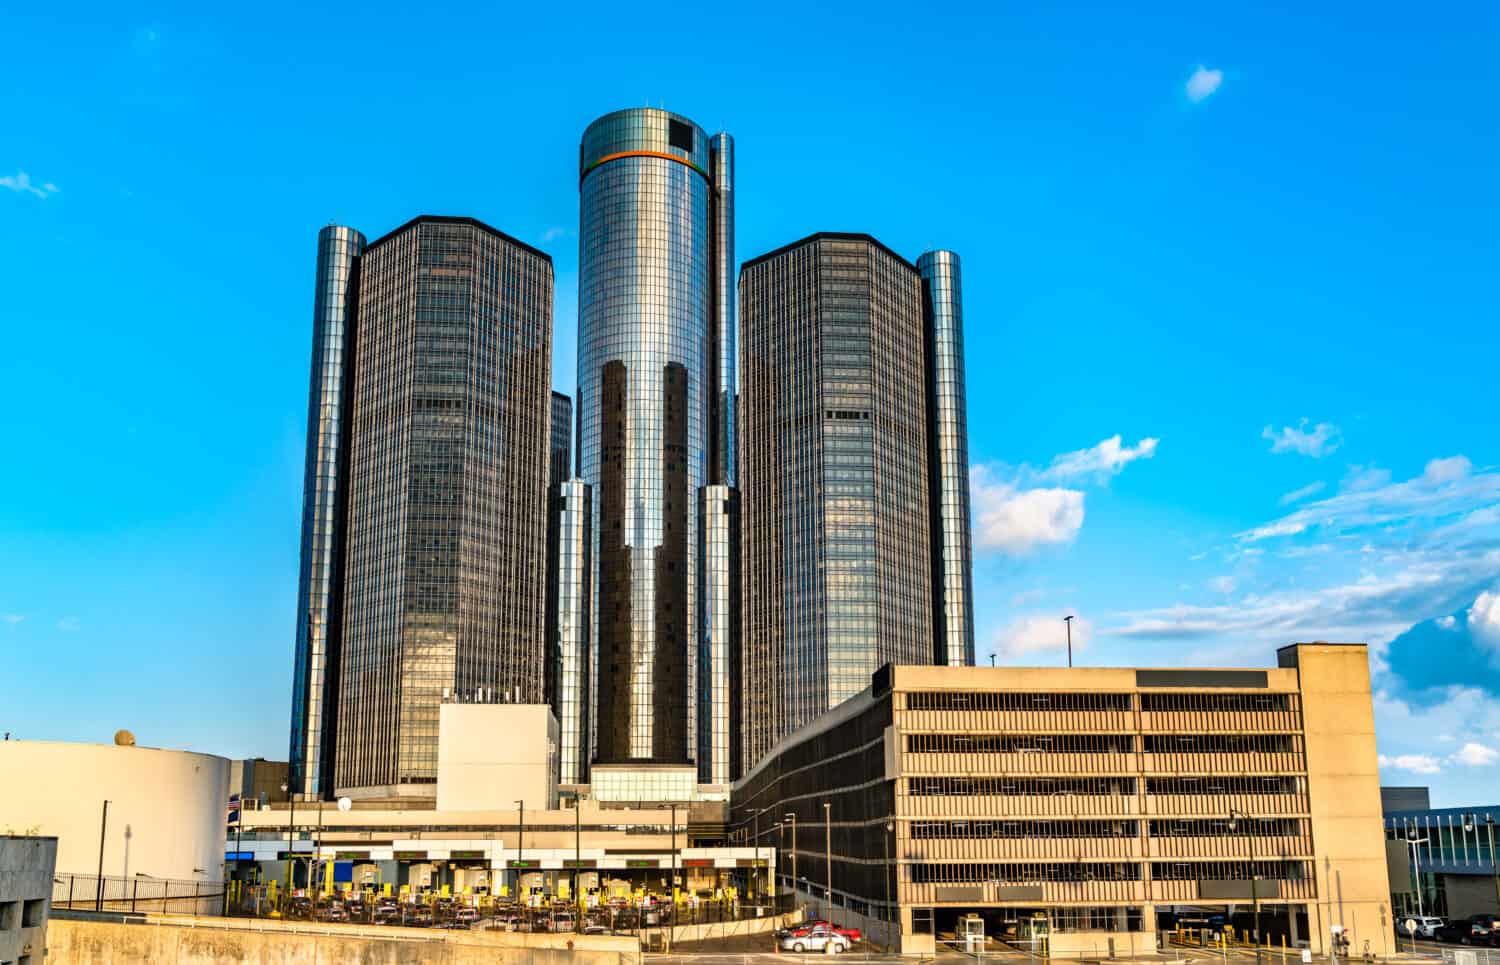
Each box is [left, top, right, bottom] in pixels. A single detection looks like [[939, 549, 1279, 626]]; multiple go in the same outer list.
[[550, 391, 573, 487], [740, 233, 972, 768], [919, 251, 976, 667], [332, 216, 553, 798], [576, 108, 736, 769], [288, 224, 364, 799]]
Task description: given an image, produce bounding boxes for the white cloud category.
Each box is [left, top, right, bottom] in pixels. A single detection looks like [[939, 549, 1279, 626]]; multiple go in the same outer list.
[[1185, 66, 1223, 103], [1115, 550, 1500, 647], [1011, 588, 1047, 607], [994, 613, 1092, 660], [542, 226, 571, 242], [2, 615, 22, 631], [1210, 576, 1237, 594], [971, 470, 1084, 554], [56, 617, 80, 632], [1438, 734, 1457, 742], [1262, 419, 1342, 458], [1342, 464, 1392, 492], [1279, 481, 1327, 506], [1189, 552, 1208, 561], [1471, 589, 1500, 648], [1426, 456, 1473, 485], [1238, 456, 1500, 543], [971, 435, 1157, 555], [0, 171, 59, 200], [1039, 435, 1159, 484], [1453, 742, 1499, 766], [1437, 615, 1458, 630], [1379, 753, 1442, 775]]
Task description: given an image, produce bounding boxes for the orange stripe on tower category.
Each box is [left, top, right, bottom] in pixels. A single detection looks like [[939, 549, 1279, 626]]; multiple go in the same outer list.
[[582, 150, 708, 182]]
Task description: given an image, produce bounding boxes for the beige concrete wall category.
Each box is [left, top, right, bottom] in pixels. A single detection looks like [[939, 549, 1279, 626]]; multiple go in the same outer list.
[[1, 835, 58, 965], [892, 663, 1301, 692], [48, 916, 635, 964], [0, 742, 228, 882], [1287, 643, 1393, 957], [437, 704, 558, 811]]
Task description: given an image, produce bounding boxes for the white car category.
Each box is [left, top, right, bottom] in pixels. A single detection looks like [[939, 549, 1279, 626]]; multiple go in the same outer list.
[[780, 924, 851, 954], [1403, 916, 1445, 939]]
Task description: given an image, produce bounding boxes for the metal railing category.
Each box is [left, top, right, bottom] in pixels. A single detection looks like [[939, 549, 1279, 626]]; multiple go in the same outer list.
[[53, 872, 224, 916]]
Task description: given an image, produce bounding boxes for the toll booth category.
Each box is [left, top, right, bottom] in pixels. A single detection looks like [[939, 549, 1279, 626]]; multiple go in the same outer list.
[[963, 914, 987, 953]]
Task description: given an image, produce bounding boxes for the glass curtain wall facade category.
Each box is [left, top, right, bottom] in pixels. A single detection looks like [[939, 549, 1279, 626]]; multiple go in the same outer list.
[[917, 251, 975, 667], [698, 485, 741, 784], [576, 108, 736, 768], [289, 224, 365, 799], [739, 233, 935, 768], [335, 216, 553, 798], [550, 391, 573, 486], [547, 479, 594, 786]]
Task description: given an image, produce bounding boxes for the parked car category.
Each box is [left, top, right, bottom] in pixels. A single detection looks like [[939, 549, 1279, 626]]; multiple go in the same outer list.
[[788, 920, 862, 943], [453, 907, 480, 925], [781, 923, 851, 954], [1400, 916, 1445, 939], [1438, 916, 1494, 944]]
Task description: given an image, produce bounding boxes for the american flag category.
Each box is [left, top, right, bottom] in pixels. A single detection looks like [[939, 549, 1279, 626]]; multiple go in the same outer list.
[[226, 795, 240, 825]]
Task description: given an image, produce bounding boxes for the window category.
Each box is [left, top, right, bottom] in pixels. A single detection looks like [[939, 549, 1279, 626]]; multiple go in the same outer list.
[[668, 120, 694, 152], [913, 908, 934, 934], [21, 901, 43, 928], [0, 899, 16, 929]]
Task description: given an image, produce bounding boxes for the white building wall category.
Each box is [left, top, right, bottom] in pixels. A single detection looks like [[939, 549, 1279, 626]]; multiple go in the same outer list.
[[0, 741, 229, 883], [436, 704, 558, 811]]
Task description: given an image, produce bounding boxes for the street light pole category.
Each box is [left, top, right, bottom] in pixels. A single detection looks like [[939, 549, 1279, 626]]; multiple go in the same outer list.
[[784, 812, 798, 909], [1230, 809, 1259, 963], [823, 802, 832, 917], [1063, 615, 1074, 668], [1405, 825, 1429, 918], [281, 782, 295, 897], [573, 794, 581, 931], [1487, 816, 1500, 916], [884, 820, 894, 952], [95, 799, 110, 912], [515, 799, 525, 900]]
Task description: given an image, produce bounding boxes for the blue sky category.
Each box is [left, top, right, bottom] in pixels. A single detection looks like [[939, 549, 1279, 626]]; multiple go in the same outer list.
[[2, 0, 1497, 804]]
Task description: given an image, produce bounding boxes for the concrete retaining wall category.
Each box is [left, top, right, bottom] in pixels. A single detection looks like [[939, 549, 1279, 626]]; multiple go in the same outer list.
[[48, 916, 636, 964]]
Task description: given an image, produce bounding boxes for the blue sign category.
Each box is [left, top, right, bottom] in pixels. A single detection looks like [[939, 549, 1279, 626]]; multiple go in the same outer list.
[[225, 851, 254, 861]]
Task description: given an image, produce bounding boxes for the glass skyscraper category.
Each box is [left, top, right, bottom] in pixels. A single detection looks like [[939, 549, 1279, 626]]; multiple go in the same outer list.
[[576, 108, 736, 773], [320, 215, 554, 798], [739, 233, 974, 768], [549, 390, 573, 487], [919, 251, 976, 667], [289, 224, 365, 799]]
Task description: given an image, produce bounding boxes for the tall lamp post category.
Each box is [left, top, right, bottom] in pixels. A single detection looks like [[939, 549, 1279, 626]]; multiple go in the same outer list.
[[95, 799, 110, 912], [884, 820, 895, 952], [1063, 615, 1075, 668], [280, 782, 296, 896], [751, 807, 767, 902], [1229, 809, 1259, 962], [515, 799, 525, 900], [784, 812, 798, 909], [1404, 825, 1429, 918], [823, 801, 833, 917]]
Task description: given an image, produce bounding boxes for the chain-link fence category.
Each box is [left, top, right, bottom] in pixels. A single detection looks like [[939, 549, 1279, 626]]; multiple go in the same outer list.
[[52, 872, 223, 916]]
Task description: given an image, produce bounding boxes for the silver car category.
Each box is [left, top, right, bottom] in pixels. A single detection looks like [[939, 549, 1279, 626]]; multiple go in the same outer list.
[[780, 923, 850, 954]]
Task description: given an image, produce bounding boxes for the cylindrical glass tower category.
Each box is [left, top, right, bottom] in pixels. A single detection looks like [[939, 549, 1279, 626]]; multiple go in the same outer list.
[[578, 108, 727, 764], [918, 249, 976, 667], [289, 223, 364, 798]]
